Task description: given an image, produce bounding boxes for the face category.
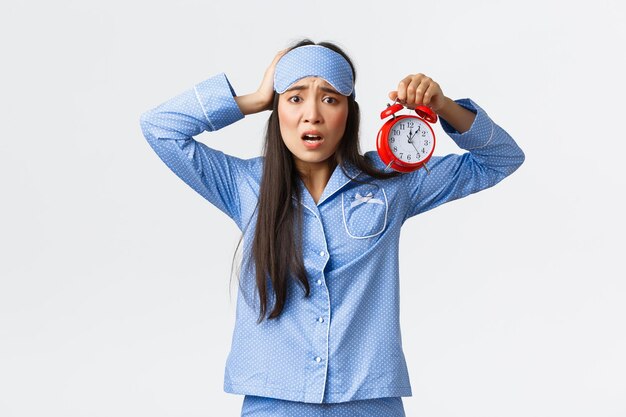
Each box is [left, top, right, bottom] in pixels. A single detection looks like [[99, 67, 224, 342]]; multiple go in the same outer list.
[[277, 77, 349, 174]]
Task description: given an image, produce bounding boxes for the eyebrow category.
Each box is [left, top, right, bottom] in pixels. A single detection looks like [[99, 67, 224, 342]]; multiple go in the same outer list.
[[284, 85, 340, 95]]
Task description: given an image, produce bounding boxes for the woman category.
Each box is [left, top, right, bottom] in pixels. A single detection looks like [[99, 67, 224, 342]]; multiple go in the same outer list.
[[139, 39, 524, 417]]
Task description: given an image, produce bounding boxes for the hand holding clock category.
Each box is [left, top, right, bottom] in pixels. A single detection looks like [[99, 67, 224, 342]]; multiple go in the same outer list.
[[388, 73, 476, 133], [388, 73, 446, 113]]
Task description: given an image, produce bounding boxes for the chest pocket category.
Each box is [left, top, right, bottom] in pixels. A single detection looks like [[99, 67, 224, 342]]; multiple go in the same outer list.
[[341, 186, 388, 238]]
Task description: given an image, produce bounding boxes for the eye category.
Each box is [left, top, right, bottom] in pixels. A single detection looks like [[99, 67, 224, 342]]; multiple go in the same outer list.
[[288, 95, 302, 103], [323, 96, 337, 104]]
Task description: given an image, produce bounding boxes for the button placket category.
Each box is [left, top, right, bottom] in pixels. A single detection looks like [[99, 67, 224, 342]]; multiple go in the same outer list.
[[302, 204, 330, 392], [291, 190, 333, 399]]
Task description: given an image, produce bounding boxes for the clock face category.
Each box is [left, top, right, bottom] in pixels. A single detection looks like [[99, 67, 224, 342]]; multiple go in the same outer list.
[[387, 117, 434, 164]]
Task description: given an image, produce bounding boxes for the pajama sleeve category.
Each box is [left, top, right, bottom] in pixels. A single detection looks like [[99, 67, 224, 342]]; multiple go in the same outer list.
[[403, 98, 525, 221], [139, 73, 247, 229]]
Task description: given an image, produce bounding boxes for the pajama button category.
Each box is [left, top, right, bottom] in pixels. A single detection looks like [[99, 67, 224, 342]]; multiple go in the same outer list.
[[317, 317, 324, 323], [316, 279, 322, 285], [319, 251, 325, 257], [315, 356, 322, 363]]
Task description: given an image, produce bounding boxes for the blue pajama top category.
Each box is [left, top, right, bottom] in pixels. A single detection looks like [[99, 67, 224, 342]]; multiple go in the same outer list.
[[139, 73, 525, 404]]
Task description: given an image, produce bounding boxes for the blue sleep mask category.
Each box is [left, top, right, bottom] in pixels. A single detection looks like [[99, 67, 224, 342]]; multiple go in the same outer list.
[[274, 45, 355, 98]]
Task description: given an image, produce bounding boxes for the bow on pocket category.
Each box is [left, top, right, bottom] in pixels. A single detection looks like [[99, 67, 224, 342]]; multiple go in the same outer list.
[[342, 187, 388, 238], [350, 191, 385, 208]]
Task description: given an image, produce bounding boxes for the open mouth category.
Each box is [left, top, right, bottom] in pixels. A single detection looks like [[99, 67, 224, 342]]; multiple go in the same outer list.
[[302, 133, 324, 143]]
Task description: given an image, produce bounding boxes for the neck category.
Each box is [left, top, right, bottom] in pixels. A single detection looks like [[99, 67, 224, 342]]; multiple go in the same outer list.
[[296, 158, 338, 202]]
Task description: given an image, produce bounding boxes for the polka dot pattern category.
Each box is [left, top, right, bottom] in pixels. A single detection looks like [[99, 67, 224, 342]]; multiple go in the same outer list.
[[241, 395, 405, 417], [139, 73, 525, 409], [274, 45, 355, 97]]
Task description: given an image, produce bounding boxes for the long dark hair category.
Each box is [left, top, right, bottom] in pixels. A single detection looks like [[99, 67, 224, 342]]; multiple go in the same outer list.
[[235, 39, 401, 323]]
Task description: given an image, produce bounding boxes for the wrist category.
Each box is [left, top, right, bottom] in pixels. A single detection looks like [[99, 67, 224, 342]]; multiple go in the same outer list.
[[435, 97, 476, 134], [434, 96, 455, 116], [235, 93, 268, 115]]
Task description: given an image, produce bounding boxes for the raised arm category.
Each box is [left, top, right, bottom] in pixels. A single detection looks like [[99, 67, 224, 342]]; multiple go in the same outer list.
[[138, 51, 289, 229], [388, 73, 525, 220], [139, 73, 247, 227]]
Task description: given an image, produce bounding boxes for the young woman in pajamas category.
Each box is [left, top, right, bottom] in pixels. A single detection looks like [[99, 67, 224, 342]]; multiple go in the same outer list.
[[139, 39, 525, 416]]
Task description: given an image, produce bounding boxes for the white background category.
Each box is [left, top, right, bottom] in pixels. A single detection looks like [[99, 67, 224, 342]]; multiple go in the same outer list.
[[1, 1, 625, 416]]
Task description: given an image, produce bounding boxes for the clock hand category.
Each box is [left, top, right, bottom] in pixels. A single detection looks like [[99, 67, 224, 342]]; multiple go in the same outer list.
[[408, 126, 421, 152]]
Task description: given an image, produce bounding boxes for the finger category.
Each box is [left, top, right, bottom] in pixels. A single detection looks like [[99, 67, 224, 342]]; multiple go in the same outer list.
[[406, 75, 425, 107], [270, 49, 288, 69], [396, 82, 406, 103], [266, 50, 288, 75], [395, 76, 413, 103], [388, 91, 398, 101], [261, 51, 289, 94], [423, 82, 439, 107], [275, 48, 288, 60], [413, 76, 432, 107]]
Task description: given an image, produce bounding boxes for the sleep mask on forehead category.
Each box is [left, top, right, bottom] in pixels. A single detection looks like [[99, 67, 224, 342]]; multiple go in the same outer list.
[[274, 45, 355, 98]]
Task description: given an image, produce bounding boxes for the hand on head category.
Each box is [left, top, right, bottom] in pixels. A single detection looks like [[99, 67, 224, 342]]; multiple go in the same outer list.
[[235, 49, 288, 115], [256, 49, 289, 111]]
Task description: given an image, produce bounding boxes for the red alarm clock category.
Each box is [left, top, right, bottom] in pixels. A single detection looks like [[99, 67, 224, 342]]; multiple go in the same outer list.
[[376, 103, 438, 173]]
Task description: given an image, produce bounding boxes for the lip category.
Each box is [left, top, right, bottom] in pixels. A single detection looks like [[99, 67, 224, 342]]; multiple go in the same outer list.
[[302, 130, 323, 138], [301, 130, 324, 149], [302, 137, 325, 149]]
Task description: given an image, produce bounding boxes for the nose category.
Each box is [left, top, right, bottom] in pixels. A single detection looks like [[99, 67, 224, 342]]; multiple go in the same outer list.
[[302, 100, 322, 124]]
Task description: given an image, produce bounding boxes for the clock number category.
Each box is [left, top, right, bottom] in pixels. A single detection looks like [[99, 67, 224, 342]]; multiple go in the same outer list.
[[399, 123, 405, 130], [422, 148, 425, 153], [399, 152, 403, 159], [407, 154, 411, 161], [390, 137, 395, 143], [424, 140, 429, 146], [393, 129, 400, 135], [421, 131, 426, 137], [393, 146, 397, 152], [407, 121, 414, 128], [416, 152, 421, 160]]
